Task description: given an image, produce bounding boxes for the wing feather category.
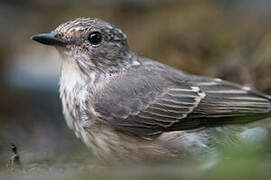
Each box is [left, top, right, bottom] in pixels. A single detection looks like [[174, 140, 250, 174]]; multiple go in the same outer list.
[[92, 64, 271, 138]]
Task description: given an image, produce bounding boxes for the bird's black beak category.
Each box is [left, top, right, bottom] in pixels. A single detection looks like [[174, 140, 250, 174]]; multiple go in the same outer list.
[[31, 33, 67, 46]]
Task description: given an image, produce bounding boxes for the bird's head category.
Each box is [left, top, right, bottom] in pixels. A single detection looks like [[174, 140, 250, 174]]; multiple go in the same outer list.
[[32, 18, 136, 74]]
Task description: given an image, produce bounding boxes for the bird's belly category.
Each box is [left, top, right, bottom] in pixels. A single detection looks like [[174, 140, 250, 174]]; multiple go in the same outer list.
[[78, 126, 242, 162], [61, 109, 269, 163], [78, 127, 182, 162]]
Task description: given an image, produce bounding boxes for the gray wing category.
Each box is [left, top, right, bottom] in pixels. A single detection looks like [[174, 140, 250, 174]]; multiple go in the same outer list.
[[93, 64, 271, 139]]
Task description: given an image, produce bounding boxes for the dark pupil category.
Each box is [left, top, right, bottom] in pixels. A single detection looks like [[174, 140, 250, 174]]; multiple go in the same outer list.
[[88, 32, 102, 45]]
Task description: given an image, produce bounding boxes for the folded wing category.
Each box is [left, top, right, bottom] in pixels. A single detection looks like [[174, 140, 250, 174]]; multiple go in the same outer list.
[[93, 65, 271, 139]]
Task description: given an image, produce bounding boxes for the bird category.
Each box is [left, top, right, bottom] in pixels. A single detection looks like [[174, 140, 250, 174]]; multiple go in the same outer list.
[[32, 18, 271, 163]]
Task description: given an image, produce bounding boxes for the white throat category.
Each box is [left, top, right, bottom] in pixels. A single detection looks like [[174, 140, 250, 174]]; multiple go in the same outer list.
[[59, 56, 97, 132], [60, 60, 84, 94]]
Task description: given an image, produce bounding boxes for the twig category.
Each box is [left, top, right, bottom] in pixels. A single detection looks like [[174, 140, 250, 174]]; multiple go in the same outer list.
[[7, 144, 22, 171]]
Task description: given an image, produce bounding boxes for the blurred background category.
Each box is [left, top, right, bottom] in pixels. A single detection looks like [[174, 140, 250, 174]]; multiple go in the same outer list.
[[1, 0, 271, 179]]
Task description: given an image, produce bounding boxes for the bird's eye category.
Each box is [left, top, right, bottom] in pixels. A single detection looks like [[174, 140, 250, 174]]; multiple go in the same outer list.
[[88, 31, 102, 45]]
